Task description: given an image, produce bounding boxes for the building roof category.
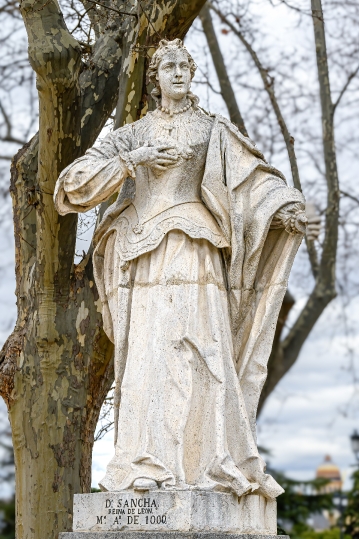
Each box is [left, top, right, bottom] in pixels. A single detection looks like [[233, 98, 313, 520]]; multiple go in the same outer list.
[[316, 455, 341, 481]]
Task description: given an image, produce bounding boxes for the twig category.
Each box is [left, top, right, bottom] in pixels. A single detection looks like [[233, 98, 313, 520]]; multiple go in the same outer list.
[[0, 100, 27, 145], [196, 66, 222, 95], [77, 40, 93, 53], [282, 0, 339, 365], [267, 0, 312, 16], [200, 4, 248, 136], [209, 3, 301, 190], [333, 65, 359, 113], [340, 190, 359, 206], [0, 136, 28, 145], [0, 99, 12, 138], [94, 421, 114, 441], [70, 5, 95, 34]]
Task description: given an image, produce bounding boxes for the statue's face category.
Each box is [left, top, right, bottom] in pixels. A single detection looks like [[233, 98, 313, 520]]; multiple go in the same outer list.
[[157, 49, 192, 100]]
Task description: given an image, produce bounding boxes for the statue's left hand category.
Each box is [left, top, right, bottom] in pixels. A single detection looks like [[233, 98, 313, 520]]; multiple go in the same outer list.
[[275, 203, 308, 235], [289, 210, 308, 235]]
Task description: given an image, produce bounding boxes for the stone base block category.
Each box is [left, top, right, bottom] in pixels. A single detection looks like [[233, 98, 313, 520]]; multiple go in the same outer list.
[[68, 491, 280, 536], [59, 533, 288, 539]]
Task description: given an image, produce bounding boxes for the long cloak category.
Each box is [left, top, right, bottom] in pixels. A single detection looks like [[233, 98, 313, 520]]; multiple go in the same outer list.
[[54, 112, 304, 494]]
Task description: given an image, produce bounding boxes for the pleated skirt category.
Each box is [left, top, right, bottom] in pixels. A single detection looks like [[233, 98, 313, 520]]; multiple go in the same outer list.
[[99, 230, 263, 496]]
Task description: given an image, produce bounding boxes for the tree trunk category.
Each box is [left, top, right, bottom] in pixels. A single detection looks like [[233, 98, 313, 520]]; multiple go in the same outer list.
[[199, 4, 248, 136], [4, 1, 113, 534], [0, 1, 206, 538]]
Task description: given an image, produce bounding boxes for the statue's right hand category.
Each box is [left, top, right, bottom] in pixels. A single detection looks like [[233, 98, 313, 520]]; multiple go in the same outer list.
[[129, 143, 179, 171]]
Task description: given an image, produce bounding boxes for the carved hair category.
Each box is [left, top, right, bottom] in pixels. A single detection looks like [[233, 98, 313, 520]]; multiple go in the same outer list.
[[148, 39, 199, 108]]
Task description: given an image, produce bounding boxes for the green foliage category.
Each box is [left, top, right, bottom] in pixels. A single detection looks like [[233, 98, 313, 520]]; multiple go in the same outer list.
[[0, 424, 15, 539], [273, 467, 359, 539], [293, 527, 350, 539], [0, 498, 15, 539], [269, 469, 337, 536], [343, 469, 359, 538]]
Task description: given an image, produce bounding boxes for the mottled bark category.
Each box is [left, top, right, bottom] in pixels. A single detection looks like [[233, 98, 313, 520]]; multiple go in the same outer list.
[[0, 1, 206, 538]]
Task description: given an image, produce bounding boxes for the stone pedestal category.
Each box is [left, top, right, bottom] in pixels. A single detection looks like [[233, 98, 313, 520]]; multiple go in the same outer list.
[[60, 534, 288, 539], [59, 490, 286, 538]]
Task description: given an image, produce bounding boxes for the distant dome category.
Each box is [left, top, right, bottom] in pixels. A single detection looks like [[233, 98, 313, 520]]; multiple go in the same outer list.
[[316, 455, 342, 492]]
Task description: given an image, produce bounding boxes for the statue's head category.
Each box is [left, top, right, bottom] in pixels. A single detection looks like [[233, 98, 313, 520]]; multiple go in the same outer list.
[[148, 39, 198, 107]]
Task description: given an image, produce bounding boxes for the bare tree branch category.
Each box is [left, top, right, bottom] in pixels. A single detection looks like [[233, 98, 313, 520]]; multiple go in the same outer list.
[[0, 100, 11, 135], [333, 64, 359, 113], [267, 0, 312, 16], [0, 0, 20, 16], [69, 5, 95, 35], [340, 189, 359, 206], [85, 0, 137, 18], [209, 2, 319, 278], [94, 420, 114, 441], [199, 3, 248, 136], [0, 136, 28, 145], [205, 1, 341, 410], [195, 73, 222, 95], [278, 0, 339, 378], [0, 100, 27, 145]]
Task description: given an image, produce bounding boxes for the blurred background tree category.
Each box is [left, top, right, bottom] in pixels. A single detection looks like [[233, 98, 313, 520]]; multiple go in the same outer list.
[[343, 469, 359, 538], [0, 421, 15, 539], [276, 474, 334, 535]]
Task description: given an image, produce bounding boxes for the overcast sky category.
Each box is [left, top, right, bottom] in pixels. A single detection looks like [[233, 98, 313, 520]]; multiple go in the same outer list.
[[0, 0, 358, 499]]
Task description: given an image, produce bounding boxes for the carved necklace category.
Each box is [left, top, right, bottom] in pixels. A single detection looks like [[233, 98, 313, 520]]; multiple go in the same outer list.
[[157, 100, 192, 117], [154, 107, 196, 141]]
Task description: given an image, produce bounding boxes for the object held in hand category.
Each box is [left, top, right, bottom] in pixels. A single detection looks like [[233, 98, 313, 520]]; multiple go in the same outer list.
[[306, 201, 321, 241]]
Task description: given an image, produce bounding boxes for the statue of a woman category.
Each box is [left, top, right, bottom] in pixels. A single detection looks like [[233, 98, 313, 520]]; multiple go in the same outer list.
[[54, 39, 306, 500]]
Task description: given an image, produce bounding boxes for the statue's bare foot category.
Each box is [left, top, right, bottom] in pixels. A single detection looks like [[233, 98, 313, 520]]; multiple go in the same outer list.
[[133, 478, 158, 491]]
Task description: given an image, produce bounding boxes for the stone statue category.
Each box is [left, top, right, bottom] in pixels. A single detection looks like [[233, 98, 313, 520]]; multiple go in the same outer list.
[[54, 39, 306, 503]]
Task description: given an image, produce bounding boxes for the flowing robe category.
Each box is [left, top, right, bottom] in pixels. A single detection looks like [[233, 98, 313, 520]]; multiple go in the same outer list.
[[54, 110, 304, 498]]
